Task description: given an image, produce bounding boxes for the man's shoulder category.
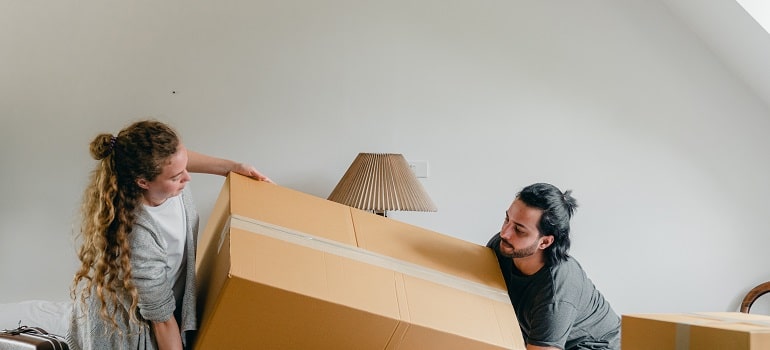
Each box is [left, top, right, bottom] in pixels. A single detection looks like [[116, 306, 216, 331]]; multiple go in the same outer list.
[[548, 256, 589, 283], [551, 256, 584, 270], [485, 232, 501, 249]]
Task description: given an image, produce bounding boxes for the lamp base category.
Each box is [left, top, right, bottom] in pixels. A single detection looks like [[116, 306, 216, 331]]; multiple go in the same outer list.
[[374, 210, 387, 217]]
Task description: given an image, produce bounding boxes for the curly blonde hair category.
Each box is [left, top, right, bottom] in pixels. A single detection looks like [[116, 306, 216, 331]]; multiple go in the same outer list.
[[72, 120, 179, 332]]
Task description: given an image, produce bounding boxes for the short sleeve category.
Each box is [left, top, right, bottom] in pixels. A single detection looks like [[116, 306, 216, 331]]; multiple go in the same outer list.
[[527, 301, 578, 349]]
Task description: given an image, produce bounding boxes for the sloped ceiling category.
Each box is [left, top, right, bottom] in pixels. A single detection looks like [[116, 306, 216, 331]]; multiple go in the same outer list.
[[660, 0, 770, 110]]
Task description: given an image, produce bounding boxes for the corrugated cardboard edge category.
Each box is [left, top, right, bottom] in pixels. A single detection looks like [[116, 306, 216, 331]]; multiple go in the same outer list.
[[195, 224, 234, 350], [195, 175, 234, 348], [196, 176, 231, 273]]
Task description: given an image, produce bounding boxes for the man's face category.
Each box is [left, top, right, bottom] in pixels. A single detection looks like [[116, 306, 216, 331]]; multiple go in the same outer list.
[[498, 199, 547, 259]]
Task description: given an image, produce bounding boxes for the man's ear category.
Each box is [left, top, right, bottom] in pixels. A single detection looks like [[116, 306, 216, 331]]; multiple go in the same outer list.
[[136, 178, 150, 190], [540, 235, 555, 250]]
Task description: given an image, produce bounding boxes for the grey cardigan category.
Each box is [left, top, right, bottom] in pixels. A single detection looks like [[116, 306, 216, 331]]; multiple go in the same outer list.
[[68, 187, 199, 350]]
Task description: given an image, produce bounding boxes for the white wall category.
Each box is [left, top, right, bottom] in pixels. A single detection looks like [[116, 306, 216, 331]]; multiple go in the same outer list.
[[3, 0, 770, 316], [660, 0, 770, 113]]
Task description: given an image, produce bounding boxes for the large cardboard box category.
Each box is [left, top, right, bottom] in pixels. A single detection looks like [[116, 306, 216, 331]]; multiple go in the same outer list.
[[195, 173, 524, 349], [622, 312, 770, 350]]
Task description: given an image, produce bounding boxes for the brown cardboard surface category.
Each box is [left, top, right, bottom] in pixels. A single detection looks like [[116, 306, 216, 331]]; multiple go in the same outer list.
[[228, 171, 357, 245], [196, 175, 232, 273], [395, 274, 519, 347], [622, 312, 770, 350], [351, 209, 507, 289], [195, 173, 523, 350], [195, 176, 233, 321], [197, 227, 402, 350]]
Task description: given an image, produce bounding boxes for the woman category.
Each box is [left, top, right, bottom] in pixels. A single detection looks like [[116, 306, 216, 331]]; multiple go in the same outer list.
[[67, 120, 271, 350]]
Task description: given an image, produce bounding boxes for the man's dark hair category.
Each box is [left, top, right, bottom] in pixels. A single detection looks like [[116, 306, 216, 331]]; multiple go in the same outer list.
[[516, 183, 578, 266]]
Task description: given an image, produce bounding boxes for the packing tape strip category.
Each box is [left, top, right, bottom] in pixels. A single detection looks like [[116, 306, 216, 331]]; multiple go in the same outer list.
[[227, 214, 511, 303], [675, 323, 690, 350]]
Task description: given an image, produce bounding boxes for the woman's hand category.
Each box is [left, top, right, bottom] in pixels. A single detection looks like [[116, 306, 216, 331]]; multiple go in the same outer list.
[[231, 162, 274, 183], [187, 150, 274, 183]]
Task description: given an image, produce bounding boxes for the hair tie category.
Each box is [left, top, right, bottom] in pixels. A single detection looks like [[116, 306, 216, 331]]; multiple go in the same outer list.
[[110, 136, 116, 152]]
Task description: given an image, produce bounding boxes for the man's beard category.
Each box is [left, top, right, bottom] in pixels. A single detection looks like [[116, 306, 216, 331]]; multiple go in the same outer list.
[[500, 238, 539, 259]]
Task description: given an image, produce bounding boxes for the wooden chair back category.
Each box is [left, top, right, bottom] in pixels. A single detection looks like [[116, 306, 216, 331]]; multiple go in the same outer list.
[[741, 281, 770, 313]]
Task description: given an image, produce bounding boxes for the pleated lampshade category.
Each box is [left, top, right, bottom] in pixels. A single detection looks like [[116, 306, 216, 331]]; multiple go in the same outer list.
[[327, 153, 437, 216]]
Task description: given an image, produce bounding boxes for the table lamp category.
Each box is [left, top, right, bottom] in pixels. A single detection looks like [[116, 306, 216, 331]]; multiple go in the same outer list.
[[327, 153, 437, 217]]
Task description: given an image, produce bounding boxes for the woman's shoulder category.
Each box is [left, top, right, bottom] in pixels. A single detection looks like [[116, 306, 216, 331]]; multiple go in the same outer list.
[[130, 208, 164, 248]]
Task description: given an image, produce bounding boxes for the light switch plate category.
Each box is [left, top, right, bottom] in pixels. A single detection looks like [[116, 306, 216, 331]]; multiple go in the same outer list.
[[408, 161, 428, 178]]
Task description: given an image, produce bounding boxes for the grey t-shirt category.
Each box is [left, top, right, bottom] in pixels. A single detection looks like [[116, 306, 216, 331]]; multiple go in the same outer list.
[[487, 234, 620, 350]]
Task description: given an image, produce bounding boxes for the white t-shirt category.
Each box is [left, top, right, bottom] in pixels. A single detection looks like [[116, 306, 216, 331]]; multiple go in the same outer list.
[[143, 194, 187, 306]]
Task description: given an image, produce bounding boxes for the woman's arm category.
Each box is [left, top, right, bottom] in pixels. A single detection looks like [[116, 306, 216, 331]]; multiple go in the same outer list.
[[187, 150, 273, 183], [152, 318, 183, 350]]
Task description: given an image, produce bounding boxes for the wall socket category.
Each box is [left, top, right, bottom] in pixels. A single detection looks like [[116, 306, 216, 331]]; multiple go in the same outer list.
[[408, 161, 429, 178]]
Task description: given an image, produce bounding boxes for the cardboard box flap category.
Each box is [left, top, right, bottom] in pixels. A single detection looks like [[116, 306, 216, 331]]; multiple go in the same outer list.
[[351, 208, 506, 290], [223, 174, 506, 291], [229, 173, 357, 245]]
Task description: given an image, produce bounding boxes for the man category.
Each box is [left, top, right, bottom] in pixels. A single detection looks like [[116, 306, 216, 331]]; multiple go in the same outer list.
[[487, 183, 620, 350]]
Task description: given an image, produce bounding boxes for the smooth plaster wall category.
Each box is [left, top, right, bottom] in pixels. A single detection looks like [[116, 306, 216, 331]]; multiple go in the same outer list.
[[2, 0, 770, 316]]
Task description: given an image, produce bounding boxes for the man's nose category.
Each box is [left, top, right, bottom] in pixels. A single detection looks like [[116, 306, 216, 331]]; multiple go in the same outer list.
[[500, 223, 513, 239]]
